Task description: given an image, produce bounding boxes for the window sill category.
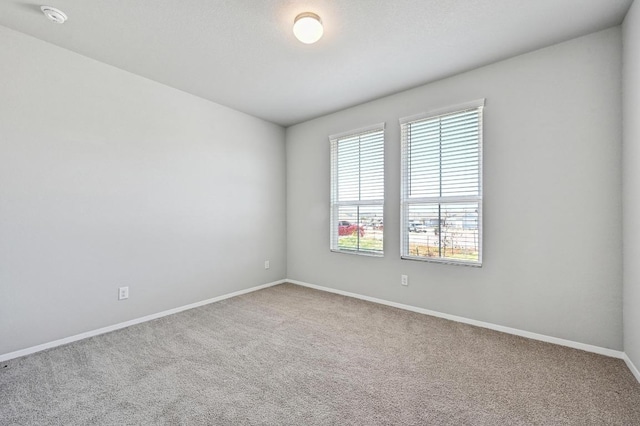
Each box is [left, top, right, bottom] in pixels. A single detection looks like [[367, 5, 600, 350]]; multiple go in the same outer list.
[[401, 255, 482, 267], [331, 249, 384, 258]]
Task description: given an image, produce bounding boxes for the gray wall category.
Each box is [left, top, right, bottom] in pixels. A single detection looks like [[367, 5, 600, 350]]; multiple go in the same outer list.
[[0, 26, 286, 355], [624, 0, 640, 369], [286, 28, 623, 350]]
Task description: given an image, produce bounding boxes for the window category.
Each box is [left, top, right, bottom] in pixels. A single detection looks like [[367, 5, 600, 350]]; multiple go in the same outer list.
[[330, 124, 385, 256], [400, 100, 484, 265]]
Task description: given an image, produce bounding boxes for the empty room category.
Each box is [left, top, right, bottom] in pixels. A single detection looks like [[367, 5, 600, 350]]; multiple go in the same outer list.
[[2, 0, 640, 424]]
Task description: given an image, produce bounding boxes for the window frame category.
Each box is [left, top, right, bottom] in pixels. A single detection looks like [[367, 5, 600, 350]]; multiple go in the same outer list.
[[400, 99, 484, 266], [329, 123, 385, 257]]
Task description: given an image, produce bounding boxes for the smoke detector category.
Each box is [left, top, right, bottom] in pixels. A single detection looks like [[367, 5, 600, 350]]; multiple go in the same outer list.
[[41, 6, 67, 24]]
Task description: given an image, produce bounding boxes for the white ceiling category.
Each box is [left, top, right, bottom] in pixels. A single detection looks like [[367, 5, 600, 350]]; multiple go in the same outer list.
[[0, 0, 633, 126]]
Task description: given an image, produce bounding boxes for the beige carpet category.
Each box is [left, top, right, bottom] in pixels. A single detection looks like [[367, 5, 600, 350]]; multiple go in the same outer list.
[[1, 283, 639, 425]]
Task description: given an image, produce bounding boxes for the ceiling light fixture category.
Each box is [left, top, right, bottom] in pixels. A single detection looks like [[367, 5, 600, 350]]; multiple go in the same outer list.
[[41, 6, 67, 24], [293, 12, 323, 44]]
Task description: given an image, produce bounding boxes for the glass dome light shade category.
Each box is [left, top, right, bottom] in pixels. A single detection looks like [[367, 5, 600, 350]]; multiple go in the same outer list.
[[293, 12, 323, 44]]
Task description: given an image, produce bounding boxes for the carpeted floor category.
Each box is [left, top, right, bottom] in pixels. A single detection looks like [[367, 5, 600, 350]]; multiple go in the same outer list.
[[1, 283, 640, 425]]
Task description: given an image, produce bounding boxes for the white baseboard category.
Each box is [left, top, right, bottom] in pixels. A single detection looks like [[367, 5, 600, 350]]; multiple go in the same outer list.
[[0, 279, 286, 363], [624, 353, 640, 383], [286, 279, 624, 360], [4, 278, 636, 383]]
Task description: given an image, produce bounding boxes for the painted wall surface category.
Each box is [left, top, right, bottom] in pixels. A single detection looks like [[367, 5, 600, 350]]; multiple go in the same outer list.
[[286, 28, 623, 350], [0, 26, 286, 355], [624, 0, 640, 371]]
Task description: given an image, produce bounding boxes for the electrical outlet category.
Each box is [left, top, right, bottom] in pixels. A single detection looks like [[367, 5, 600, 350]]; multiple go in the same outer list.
[[401, 275, 408, 286], [264, 260, 270, 270], [118, 286, 129, 300]]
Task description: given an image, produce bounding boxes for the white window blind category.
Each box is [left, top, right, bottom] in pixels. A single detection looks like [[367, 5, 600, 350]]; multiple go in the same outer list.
[[330, 124, 385, 255], [400, 100, 484, 265]]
